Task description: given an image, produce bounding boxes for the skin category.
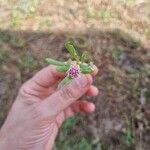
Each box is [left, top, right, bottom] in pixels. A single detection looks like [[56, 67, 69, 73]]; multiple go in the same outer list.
[[0, 65, 98, 150]]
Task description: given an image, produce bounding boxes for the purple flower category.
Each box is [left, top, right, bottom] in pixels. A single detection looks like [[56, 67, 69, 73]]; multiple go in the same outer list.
[[67, 65, 80, 78]]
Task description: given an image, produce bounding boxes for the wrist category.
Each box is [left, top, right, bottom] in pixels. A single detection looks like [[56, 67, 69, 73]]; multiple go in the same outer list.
[[0, 129, 12, 150], [0, 130, 6, 149]]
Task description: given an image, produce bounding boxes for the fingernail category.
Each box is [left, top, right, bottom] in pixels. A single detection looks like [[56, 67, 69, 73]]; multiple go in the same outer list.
[[73, 75, 89, 88]]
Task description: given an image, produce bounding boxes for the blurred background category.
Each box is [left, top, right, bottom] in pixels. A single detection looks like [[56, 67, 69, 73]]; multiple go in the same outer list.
[[0, 0, 150, 149]]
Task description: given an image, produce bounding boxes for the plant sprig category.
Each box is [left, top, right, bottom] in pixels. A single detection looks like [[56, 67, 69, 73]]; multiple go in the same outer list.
[[65, 41, 80, 62], [46, 41, 94, 88]]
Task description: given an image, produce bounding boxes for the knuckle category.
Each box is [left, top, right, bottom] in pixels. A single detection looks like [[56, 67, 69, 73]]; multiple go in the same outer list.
[[60, 86, 77, 100], [19, 83, 29, 96], [19, 80, 35, 98]]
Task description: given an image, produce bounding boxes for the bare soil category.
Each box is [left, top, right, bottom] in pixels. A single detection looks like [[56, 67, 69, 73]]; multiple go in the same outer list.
[[0, 28, 149, 149]]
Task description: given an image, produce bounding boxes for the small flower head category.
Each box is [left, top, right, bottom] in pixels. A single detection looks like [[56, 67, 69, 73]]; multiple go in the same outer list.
[[67, 65, 80, 78]]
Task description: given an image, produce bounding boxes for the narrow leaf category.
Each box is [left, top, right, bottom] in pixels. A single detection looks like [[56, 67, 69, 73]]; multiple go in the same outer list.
[[80, 65, 93, 70], [80, 63, 94, 74], [81, 51, 88, 62], [65, 41, 79, 61], [80, 68, 93, 74], [56, 65, 70, 72], [45, 58, 66, 66], [57, 76, 73, 89], [80, 63, 89, 68]]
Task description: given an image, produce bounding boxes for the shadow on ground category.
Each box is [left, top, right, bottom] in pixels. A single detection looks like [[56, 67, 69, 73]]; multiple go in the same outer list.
[[0, 28, 149, 150]]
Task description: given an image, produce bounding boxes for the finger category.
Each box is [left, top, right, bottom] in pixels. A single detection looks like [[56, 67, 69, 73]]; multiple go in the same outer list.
[[20, 65, 65, 98], [91, 65, 98, 76], [55, 101, 95, 127], [32, 65, 65, 88], [42, 75, 93, 117], [86, 85, 99, 96], [46, 101, 95, 149], [71, 101, 95, 113]]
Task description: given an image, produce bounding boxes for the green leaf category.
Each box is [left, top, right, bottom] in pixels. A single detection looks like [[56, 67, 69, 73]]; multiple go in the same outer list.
[[45, 58, 66, 66], [56, 65, 70, 72], [80, 65, 94, 74], [80, 63, 89, 68], [122, 131, 134, 147], [61, 117, 77, 130], [80, 68, 93, 74], [57, 76, 73, 89], [65, 41, 79, 61], [81, 51, 88, 62]]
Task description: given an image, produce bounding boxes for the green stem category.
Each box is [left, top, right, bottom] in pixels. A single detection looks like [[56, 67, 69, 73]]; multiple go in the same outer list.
[[57, 76, 73, 89], [56, 65, 70, 72], [45, 58, 67, 66]]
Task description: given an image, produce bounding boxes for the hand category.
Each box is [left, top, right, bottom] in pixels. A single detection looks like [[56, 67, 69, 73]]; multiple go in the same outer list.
[[0, 65, 98, 150]]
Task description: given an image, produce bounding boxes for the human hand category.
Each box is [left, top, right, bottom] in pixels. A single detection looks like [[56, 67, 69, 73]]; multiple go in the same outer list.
[[0, 65, 98, 150]]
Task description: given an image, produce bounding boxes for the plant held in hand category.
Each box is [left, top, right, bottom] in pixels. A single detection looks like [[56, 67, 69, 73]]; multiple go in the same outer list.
[[46, 41, 94, 88]]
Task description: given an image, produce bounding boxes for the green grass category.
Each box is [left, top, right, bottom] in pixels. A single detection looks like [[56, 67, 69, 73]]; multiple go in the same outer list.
[[54, 117, 94, 150], [98, 9, 112, 22], [9, 0, 41, 28], [121, 130, 135, 147], [108, 29, 141, 49], [15, 0, 41, 14], [71, 138, 93, 150], [0, 31, 25, 48], [38, 16, 52, 30], [54, 137, 93, 150], [86, 7, 112, 22], [144, 27, 150, 38], [0, 49, 9, 64], [125, 0, 137, 7], [143, 64, 150, 76], [107, 47, 123, 61], [10, 10, 26, 28], [61, 117, 78, 130], [17, 53, 38, 70], [0, 31, 11, 44], [121, 115, 135, 148]]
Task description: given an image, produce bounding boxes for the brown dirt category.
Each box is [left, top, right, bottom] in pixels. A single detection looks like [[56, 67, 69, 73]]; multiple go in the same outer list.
[[0, 28, 149, 149]]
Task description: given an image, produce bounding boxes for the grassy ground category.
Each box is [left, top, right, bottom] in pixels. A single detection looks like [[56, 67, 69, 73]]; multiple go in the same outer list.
[[0, 0, 150, 150]]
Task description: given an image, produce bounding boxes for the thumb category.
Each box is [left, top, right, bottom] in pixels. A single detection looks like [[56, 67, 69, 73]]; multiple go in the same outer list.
[[42, 75, 92, 116]]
